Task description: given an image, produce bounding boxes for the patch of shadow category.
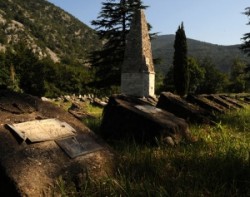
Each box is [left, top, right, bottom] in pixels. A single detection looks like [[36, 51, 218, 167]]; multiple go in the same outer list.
[[0, 165, 21, 197]]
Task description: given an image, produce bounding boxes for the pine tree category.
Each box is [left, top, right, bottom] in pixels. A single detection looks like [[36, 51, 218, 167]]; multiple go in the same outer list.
[[89, 0, 147, 89], [240, 7, 250, 82], [241, 7, 250, 56], [173, 22, 189, 97]]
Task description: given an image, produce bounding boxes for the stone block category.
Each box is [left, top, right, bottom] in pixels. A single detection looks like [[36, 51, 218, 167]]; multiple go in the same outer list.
[[101, 95, 193, 145], [157, 92, 213, 124], [186, 94, 226, 114], [0, 90, 114, 196]]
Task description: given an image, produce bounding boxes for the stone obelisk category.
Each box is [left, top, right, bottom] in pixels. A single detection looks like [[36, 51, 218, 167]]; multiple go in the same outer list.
[[121, 9, 155, 98]]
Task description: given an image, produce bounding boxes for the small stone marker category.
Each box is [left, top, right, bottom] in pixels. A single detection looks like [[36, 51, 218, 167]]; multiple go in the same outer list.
[[56, 134, 103, 158], [7, 118, 76, 142], [101, 95, 192, 145], [121, 9, 155, 97]]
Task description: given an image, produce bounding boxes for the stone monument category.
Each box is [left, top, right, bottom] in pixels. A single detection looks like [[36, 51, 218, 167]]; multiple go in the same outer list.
[[121, 9, 155, 97]]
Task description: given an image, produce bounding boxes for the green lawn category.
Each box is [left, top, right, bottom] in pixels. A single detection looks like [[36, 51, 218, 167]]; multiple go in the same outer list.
[[58, 104, 250, 196]]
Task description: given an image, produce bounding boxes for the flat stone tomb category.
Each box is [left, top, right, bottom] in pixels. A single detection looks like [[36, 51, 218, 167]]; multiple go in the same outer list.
[[7, 118, 103, 158], [135, 105, 162, 114], [7, 118, 76, 142], [56, 134, 103, 158]]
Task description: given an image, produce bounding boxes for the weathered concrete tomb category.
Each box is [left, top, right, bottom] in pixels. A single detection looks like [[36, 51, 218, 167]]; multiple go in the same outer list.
[[121, 9, 155, 97], [0, 90, 114, 196], [157, 92, 213, 124], [101, 95, 193, 145]]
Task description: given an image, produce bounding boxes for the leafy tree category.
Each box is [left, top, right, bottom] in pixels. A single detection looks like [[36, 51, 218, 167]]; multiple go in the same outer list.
[[90, 0, 147, 88], [188, 57, 205, 93], [229, 58, 249, 93], [163, 65, 175, 92], [173, 22, 189, 97], [197, 58, 228, 94], [163, 57, 204, 94]]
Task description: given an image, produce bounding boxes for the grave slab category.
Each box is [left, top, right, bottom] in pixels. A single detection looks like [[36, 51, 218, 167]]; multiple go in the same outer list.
[[56, 134, 103, 158], [7, 118, 76, 142], [157, 92, 213, 124], [205, 94, 238, 110], [101, 95, 193, 145], [0, 90, 114, 196], [186, 94, 226, 114]]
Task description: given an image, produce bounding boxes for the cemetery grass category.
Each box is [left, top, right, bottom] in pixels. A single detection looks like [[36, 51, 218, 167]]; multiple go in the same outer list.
[[60, 105, 250, 196]]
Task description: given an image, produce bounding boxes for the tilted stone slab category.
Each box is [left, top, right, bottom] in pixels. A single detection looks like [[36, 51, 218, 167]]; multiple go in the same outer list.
[[156, 92, 213, 124], [101, 95, 192, 145], [0, 90, 114, 197], [219, 95, 245, 109], [244, 96, 250, 103], [205, 94, 238, 110], [186, 94, 226, 114]]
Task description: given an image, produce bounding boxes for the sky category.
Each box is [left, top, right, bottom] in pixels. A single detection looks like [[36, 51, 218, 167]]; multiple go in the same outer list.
[[48, 0, 249, 46]]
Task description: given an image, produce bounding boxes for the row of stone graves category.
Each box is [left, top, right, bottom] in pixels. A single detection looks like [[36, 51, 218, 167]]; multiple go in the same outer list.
[[100, 92, 249, 145]]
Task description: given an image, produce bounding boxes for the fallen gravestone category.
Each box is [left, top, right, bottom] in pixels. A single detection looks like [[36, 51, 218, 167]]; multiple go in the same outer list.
[[205, 94, 238, 110], [101, 95, 193, 145], [219, 95, 245, 109], [0, 90, 114, 196], [186, 94, 226, 114], [156, 92, 213, 124]]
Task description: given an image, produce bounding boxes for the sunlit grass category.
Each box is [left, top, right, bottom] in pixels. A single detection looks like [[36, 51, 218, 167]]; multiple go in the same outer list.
[[56, 103, 250, 196]]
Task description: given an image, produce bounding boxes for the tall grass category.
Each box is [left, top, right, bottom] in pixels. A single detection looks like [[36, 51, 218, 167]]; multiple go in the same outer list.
[[59, 105, 250, 196]]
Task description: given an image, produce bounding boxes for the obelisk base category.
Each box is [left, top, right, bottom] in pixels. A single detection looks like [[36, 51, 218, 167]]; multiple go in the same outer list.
[[121, 72, 155, 97]]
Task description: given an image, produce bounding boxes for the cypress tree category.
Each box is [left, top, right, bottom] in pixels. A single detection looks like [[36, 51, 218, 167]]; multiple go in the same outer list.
[[173, 22, 189, 97], [89, 0, 147, 89]]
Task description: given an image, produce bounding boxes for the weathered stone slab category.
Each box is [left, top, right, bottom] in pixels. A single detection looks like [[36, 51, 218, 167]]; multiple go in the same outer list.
[[56, 134, 103, 159], [205, 94, 238, 110], [7, 119, 76, 142], [186, 94, 226, 114], [157, 92, 213, 124], [0, 90, 114, 196], [219, 95, 245, 109], [101, 95, 193, 145]]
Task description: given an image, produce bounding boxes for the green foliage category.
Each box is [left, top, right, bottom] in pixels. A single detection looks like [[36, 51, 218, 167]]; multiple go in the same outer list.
[[152, 35, 250, 75], [164, 57, 231, 94], [241, 7, 250, 56], [0, 43, 97, 97], [163, 65, 175, 92], [198, 58, 229, 94], [173, 23, 189, 97], [0, 0, 101, 68], [188, 56, 205, 93], [229, 58, 249, 93]]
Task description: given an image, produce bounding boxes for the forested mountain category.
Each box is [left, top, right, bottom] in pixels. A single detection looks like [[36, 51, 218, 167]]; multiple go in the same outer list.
[[0, 0, 101, 65], [152, 35, 250, 74], [0, 0, 249, 96]]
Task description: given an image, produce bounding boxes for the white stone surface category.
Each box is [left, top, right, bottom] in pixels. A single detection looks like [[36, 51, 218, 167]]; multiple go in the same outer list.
[[121, 72, 155, 97]]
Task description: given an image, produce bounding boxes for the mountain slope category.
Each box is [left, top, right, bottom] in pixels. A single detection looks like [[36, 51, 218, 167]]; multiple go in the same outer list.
[[152, 35, 250, 74], [0, 0, 100, 65]]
